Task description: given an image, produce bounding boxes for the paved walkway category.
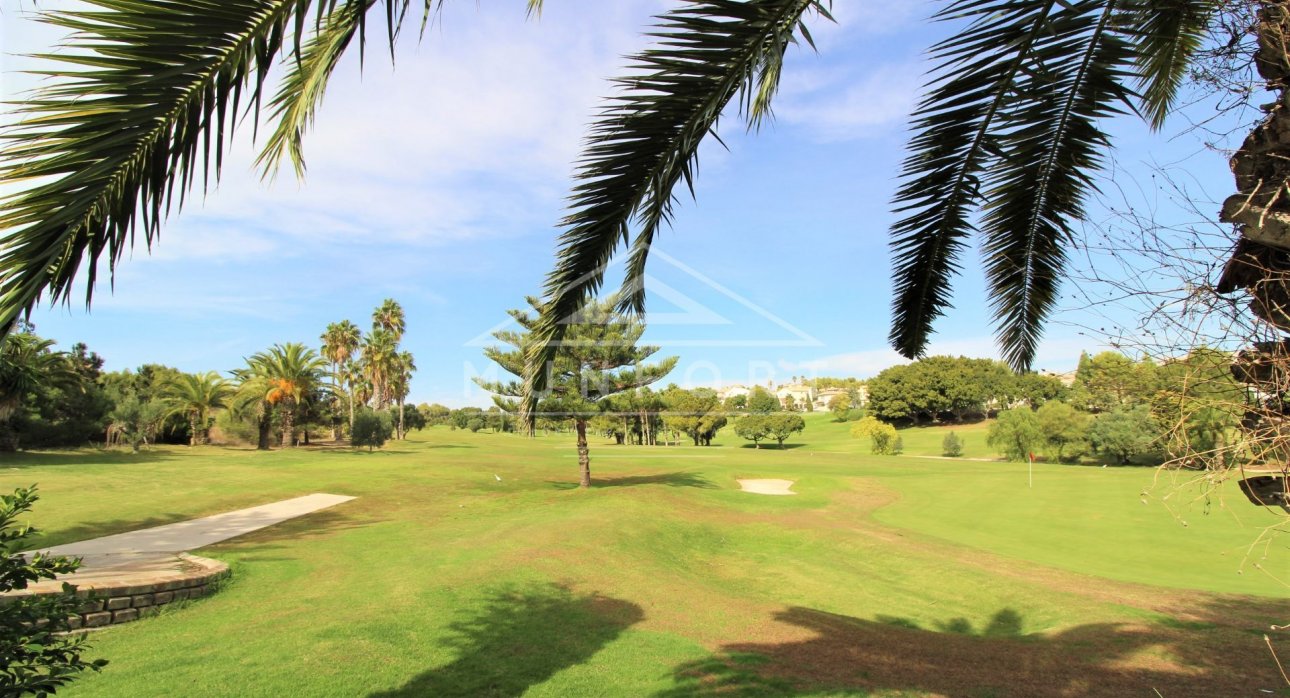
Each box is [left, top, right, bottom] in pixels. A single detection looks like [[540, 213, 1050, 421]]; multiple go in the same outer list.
[[22, 493, 355, 589]]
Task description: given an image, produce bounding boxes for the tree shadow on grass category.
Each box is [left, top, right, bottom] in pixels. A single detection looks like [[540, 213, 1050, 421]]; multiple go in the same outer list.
[[1, 448, 178, 469], [549, 472, 717, 490], [656, 602, 1285, 696], [370, 584, 643, 697]]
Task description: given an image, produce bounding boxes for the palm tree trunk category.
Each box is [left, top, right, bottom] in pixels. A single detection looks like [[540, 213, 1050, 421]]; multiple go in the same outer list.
[[257, 409, 272, 450], [281, 406, 295, 448], [576, 418, 591, 488], [189, 414, 199, 446], [398, 400, 405, 440], [347, 389, 355, 437]]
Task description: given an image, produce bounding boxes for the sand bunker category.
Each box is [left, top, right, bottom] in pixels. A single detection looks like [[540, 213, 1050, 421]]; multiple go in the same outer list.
[[737, 479, 797, 496]]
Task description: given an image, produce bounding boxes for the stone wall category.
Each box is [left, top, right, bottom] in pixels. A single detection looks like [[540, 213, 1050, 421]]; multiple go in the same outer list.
[[7, 553, 229, 630]]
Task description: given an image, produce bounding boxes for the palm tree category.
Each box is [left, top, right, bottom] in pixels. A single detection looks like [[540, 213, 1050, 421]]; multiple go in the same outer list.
[[230, 370, 276, 451], [389, 350, 416, 439], [361, 328, 399, 409], [0, 333, 76, 450], [321, 320, 362, 437], [160, 371, 234, 445], [0, 2, 1261, 376], [247, 343, 328, 448], [372, 299, 406, 342]]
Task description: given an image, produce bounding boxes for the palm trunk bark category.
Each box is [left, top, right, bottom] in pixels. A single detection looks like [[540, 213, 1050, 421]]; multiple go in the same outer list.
[[190, 414, 199, 446], [398, 400, 405, 440], [281, 403, 295, 448], [257, 408, 272, 450], [576, 418, 591, 488]]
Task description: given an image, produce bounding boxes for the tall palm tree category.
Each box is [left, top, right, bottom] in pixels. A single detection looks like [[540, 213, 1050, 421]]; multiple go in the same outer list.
[[362, 328, 399, 409], [372, 299, 406, 342], [389, 350, 416, 438], [0, 1, 1258, 377], [247, 343, 328, 448], [160, 371, 234, 445], [321, 319, 362, 436]]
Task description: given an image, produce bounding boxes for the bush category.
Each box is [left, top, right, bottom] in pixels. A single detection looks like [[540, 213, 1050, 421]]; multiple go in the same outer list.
[[942, 432, 964, 457], [853, 416, 900, 455], [0, 487, 107, 694], [351, 409, 393, 451], [466, 418, 485, 433]]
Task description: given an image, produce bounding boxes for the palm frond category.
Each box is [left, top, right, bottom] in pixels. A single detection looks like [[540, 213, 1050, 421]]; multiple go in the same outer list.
[[524, 0, 828, 422], [888, 0, 1067, 363], [259, 0, 377, 179], [1120, 0, 1216, 128], [0, 0, 311, 334], [980, 1, 1137, 370], [0, 0, 442, 335]]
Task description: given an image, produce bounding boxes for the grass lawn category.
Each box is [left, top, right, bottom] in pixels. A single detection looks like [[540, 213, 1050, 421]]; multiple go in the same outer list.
[[4, 416, 1287, 696]]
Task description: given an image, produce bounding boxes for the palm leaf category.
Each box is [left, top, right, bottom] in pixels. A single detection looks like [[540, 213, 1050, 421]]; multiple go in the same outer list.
[[258, 0, 378, 179], [524, 0, 829, 423], [888, 0, 1067, 364], [0, 0, 440, 335], [1121, 0, 1216, 128], [979, 1, 1137, 370]]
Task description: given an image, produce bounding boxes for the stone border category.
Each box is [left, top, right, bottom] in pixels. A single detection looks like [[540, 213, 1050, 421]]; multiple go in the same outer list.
[[4, 554, 229, 629]]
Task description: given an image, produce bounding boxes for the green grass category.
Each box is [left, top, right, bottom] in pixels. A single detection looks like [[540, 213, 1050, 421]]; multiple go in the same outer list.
[[3, 416, 1286, 696]]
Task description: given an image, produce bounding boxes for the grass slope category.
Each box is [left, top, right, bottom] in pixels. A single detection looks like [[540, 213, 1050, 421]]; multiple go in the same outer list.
[[3, 416, 1286, 697]]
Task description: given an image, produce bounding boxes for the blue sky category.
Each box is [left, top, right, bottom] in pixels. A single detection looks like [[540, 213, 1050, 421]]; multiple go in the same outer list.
[[1, 1, 1248, 406]]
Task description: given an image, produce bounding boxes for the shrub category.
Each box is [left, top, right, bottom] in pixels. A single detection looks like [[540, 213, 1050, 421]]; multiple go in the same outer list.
[[0, 487, 107, 694], [854, 416, 900, 455], [351, 409, 393, 451], [942, 432, 964, 457], [466, 418, 485, 433]]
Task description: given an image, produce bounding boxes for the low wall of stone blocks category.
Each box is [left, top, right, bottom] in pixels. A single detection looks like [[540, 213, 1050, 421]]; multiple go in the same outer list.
[[6, 553, 229, 629]]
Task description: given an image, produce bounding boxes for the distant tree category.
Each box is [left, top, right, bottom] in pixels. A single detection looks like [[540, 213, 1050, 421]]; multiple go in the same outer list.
[[477, 296, 677, 487], [764, 412, 805, 448], [0, 487, 107, 694], [419, 403, 452, 426], [723, 394, 747, 411], [662, 387, 727, 446], [987, 408, 1043, 462], [942, 432, 963, 457], [351, 408, 393, 451], [108, 394, 164, 452], [1035, 401, 1089, 462], [1013, 372, 1067, 408], [389, 350, 416, 439], [362, 327, 400, 409], [1071, 351, 1161, 412], [734, 414, 770, 448], [1088, 406, 1160, 465], [402, 404, 427, 432], [247, 343, 328, 448], [828, 394, 851, 422], [746, 386, 779, 414], [373, 298, 407, 339], [465, 417, 485, 433], [321, 319, 362, 436], [783, 394, 797, 412], [0, 333, 76, 451], [160, 371, 233, 445]]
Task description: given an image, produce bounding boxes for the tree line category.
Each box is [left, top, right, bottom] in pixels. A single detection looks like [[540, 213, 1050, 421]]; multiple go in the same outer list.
[[0, 300, 419, 452]]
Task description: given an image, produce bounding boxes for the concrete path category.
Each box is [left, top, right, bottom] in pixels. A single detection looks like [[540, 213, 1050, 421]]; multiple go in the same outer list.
[[27, 493, 356, 569]]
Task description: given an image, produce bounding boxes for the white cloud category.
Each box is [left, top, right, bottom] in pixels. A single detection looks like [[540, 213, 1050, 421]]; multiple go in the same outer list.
[[776, 62, 923, 141]]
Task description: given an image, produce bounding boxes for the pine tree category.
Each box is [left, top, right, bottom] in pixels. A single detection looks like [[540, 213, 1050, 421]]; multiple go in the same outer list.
[[478, 297, 677, 488]]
